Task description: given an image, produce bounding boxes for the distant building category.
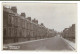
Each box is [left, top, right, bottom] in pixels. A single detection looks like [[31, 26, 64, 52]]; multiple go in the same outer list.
[[61, 24, 75, 42]]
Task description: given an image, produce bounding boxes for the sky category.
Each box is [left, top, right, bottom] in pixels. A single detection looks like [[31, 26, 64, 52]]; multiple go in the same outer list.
[[3, 3, 77, 32]]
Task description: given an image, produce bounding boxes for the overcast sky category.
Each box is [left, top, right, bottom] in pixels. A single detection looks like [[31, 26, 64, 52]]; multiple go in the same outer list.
[[3, 3, 77, 32]]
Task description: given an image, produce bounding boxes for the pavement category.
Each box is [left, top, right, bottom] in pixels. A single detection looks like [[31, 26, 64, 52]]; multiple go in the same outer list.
[[3, 36, 75, 51]]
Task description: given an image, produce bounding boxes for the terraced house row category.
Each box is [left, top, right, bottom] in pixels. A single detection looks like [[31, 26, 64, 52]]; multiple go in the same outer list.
[[3, 6, 56, 44], [61, 24, 75, 42]]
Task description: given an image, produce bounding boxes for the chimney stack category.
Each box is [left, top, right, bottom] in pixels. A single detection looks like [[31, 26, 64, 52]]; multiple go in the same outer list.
[[21, 13, 26, 17], [11, 6, 17, 13], [27, 17, 31, 21], [36, 20, 38, 24], [32, 19, 38, 24], [41, 23, 44, 26]]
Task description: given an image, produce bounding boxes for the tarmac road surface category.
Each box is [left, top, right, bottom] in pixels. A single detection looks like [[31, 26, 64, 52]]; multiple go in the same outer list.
[[4, 36, 74, 51]]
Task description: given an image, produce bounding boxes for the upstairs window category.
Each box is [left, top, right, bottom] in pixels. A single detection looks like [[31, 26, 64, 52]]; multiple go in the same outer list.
[[8, 14, 12, 24], [3, 28, 6, 37], [8, 28, 11, 37]]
